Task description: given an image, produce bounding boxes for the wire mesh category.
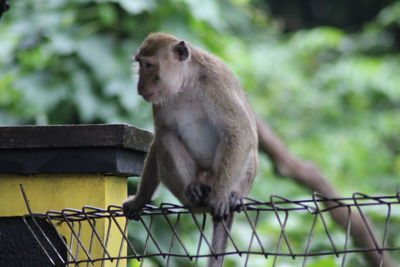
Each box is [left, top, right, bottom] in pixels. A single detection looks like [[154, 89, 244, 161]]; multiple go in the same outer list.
[[23, 192, 400, 266]]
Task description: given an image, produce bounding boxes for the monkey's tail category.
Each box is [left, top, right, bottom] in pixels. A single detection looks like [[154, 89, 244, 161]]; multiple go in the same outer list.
[[207, 214, 234, 267]]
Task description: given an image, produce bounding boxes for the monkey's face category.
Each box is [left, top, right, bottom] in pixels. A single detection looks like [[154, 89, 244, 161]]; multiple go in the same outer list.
[[134, 40, 191, 104], [135, 56, 161, 103]]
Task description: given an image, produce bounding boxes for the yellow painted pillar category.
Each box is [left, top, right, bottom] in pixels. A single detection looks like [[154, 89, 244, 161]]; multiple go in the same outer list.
[[0, 124, 153, 267], [0, 174, 125, 216]]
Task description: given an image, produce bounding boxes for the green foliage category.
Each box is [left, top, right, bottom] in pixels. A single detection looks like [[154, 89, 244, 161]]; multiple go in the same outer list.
[[306, 257, 338, 267], [1, 0, 399, 266]]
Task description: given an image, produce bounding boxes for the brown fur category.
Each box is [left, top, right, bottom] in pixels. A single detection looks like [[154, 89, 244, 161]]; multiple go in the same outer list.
[[123, 33, 258, 267], [137, 33, 178, 57]]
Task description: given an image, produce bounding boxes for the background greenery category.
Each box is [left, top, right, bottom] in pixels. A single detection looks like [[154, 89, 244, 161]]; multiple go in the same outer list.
[[1, 0, 399, 266]]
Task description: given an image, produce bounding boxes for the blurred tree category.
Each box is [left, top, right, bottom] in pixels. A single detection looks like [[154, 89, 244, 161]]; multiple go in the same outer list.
[[264, 0, 396, 31], [0, 0, 399, 266], [0, 0, 10, 20]]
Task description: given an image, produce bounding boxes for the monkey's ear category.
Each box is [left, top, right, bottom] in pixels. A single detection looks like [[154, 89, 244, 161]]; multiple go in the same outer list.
[[174, 41, 189, 61]]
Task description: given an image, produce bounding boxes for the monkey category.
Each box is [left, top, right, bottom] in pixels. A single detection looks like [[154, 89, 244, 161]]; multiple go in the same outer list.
[[123, 32, 258, 267]]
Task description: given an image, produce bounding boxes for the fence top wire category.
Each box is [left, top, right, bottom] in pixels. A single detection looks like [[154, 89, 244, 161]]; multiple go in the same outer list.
[[34, 192, 400, 221], [23, 192, 400, 267]]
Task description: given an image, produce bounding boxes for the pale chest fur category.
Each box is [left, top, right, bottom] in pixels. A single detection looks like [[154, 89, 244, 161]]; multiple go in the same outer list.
[[158, 94, 219, 169]]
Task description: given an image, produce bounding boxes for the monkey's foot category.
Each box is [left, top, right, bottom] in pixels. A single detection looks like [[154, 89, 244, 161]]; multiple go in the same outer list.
[[209, 192, 243, 221], [229, 191, 244, 212], [185, 182, 211, 207], [209, 198, 230, 222]]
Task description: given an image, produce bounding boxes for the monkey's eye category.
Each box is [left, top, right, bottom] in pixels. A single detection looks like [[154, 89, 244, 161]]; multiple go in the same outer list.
[[143, 62, 153, 68]]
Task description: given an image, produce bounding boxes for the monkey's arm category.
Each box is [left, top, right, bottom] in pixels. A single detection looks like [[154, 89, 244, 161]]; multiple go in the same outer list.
[[123, 142, 159, 219]]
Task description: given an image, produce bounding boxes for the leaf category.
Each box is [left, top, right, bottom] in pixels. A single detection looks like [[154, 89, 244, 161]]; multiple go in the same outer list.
[[306, 257, 338, 267], [118, 0, 156, 14], [77, 36, 123, 81], [186, 0, 226, 29], [72, 71, 98, 121], [49, 33, 76, 55]]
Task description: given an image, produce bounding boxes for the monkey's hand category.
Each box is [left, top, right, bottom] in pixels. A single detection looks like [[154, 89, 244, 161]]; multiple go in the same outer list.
[[185, 182, 211, 207], [122, 196, 146, 220]]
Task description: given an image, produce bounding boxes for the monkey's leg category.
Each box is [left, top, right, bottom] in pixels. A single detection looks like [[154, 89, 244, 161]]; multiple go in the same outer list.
[[158, 131, 210, 206], [208, 214, 234, 267], [207, 151, 257, 266], [229, 150, 258, 212]]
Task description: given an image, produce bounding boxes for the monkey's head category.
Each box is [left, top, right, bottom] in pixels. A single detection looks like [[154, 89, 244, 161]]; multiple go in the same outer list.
[[133, 33, 191, 104]]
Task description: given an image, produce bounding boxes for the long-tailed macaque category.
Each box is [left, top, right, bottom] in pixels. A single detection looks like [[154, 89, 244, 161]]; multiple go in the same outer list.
[[123, 33, 258, 267]]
